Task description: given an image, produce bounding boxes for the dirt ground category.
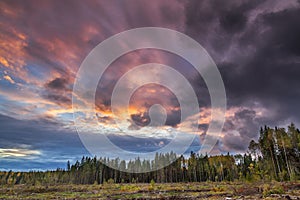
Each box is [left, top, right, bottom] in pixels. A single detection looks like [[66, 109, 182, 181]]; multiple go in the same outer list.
[[0, 181, 299, 199]]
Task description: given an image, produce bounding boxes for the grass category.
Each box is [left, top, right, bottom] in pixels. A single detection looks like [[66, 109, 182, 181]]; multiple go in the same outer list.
[[0, 181, 299, 199]]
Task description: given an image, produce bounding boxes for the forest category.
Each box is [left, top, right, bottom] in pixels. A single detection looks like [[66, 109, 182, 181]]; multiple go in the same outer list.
[[1, 124, 299, 185]]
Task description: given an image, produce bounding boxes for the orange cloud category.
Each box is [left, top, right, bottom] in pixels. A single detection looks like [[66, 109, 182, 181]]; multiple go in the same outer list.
[[0, 0, 187, 127], [3, 75, 15, 84]]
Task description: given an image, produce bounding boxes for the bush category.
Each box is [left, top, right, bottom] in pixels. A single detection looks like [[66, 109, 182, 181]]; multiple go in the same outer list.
[[212, 185, 225, 192], [263, 184, 284, 197], [149, 179, 155, 191], [107, 178, 114, 184], [150, 179, 155, 187]]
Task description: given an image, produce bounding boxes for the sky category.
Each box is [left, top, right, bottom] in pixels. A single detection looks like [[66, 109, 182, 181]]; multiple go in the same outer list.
[[0, 0, 300, 171]]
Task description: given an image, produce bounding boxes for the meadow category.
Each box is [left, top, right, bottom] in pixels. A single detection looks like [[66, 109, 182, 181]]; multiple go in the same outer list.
[[1, 181, 300, 199]]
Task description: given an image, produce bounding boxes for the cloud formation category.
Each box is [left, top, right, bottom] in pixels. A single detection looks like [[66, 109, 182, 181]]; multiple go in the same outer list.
[[0, 148, 41, 158], [0, 0, 299, 169]]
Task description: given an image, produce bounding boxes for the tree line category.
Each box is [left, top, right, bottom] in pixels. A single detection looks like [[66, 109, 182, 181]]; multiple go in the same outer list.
[[0, 123, 299, 185]]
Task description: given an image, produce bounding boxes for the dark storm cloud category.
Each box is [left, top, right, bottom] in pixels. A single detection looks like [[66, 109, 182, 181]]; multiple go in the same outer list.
[[43, 77, 72, 107], [262, 8, 300, 55], [45, 77, 69, 90], [42, 93, 71, 107], [222, 134, 247, 152], [222, 108, 263, 152], [184, 0, 300, 151], [0, 114, 72, 147], [165, 109, 181, 127], [130, 111, 179, 127], [219, 10, 247, 33], [222, 6, 300, 117], [130, 113, 150, 127], [185, 0, 263, 37]]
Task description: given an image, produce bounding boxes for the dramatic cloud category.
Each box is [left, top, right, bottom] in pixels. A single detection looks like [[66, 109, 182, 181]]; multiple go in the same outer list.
[[0, 0, 299, 169], [46, 77, 70, 91], [184, 0, 300, 151]]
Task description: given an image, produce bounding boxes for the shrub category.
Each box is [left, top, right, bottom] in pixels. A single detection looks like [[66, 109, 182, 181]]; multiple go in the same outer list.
[[149, 179, 155, 191], [263, 184, 284, 197], [107, 178, 114, 184]]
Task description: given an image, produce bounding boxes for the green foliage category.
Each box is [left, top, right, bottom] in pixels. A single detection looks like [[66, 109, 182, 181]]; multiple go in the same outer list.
[[258, 124, 300, 181], [263, 183, 285, 197], [106, 178, 114, 184], [150, 179, 155, 187], [120, 184, 141, 192], [212, 185, 225, 192], [148, 179, 155, 191], [0, 124, 299, 185]]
